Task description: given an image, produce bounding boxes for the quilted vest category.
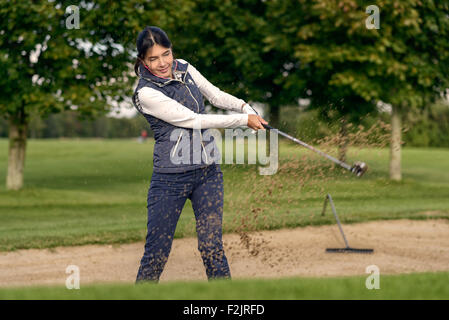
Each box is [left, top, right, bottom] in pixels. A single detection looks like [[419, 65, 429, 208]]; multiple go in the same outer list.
[[132, 59, 217, 173]]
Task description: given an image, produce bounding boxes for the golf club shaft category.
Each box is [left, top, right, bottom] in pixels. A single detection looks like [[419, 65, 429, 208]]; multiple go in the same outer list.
[[262, 124, 352, 171]]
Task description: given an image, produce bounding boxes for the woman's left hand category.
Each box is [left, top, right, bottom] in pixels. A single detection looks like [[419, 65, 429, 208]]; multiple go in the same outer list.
[[247, 114, 268, 131]]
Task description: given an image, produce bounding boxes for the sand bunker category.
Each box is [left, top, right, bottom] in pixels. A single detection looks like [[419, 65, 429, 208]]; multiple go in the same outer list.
[[1, 219, 449, 288]]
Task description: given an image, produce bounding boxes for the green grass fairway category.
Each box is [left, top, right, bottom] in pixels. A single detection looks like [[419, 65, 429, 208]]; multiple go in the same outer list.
[[1, 272, 448, 300], [0, 138, 449, 251]]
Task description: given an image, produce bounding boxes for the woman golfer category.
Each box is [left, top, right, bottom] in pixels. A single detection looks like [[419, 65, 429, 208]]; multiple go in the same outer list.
[[132, 26, 268, 283]]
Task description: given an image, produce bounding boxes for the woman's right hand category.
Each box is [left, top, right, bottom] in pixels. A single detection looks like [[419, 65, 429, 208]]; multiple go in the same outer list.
[[247, 114, 268, 131]]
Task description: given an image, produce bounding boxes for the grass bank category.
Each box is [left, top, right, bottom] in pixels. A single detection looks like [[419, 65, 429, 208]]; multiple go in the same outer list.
[[0, 138, 448, 251], [1, 272, 448, 300]]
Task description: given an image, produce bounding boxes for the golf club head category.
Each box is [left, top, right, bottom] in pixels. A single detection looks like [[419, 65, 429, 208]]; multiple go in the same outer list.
[[350, 161, 368, 177]]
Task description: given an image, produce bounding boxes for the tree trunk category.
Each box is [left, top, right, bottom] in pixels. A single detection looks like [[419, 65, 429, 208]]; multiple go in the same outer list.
[[389, 105, 402, 181], [268, 104, 280, 128], [338, 117, 349, 163], [7, 111, 28, 190]]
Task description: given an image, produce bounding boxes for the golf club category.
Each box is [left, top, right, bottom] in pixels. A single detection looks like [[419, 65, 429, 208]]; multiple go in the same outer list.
[[262, 123, 368, 177]]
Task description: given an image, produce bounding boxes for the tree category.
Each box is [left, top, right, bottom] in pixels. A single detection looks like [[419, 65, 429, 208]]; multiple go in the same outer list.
[[160, 0, 294, 127], [266, 0, 449, 180], [0, 0, 148, 190]]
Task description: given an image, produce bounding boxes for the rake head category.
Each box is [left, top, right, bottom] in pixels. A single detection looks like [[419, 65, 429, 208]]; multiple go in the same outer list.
[[326, 247, 374, 254]]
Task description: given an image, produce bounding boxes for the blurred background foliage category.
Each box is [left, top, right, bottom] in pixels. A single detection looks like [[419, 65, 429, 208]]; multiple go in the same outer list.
[[1, 0, 448, 189], [1, 99, 448, 148]]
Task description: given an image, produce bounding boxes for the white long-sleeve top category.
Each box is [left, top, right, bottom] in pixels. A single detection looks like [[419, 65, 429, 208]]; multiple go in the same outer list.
[[136, 59, 257, 129]]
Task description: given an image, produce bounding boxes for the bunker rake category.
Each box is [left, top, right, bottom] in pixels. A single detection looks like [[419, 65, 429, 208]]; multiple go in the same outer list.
[[321, 194, 374, 254]]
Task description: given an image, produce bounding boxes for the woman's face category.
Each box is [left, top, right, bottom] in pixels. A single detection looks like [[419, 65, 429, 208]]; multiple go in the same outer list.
[[143, 44, 174, 78]]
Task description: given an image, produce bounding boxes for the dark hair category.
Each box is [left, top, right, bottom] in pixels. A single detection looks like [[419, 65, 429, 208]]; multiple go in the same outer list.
[[134, 26, 172, 76]]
